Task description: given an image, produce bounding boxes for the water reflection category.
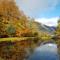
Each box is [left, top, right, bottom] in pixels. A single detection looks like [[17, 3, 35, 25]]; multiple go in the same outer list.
[[28, 43, 59, 60]]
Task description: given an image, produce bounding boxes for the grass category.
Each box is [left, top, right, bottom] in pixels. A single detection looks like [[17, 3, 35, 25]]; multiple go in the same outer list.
[[0, 37, 36, 42]]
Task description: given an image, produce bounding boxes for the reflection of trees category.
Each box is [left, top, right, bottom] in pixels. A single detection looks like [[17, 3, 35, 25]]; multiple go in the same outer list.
[[54, 18, 60, 59], [0, 38, 37, 60]]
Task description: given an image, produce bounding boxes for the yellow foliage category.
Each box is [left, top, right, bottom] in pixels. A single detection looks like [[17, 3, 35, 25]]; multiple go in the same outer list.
[[0, 0, 31, 37]]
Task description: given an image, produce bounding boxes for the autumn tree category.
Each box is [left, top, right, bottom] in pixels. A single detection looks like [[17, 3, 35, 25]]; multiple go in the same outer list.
[[0, 0, 30, 37], [54, 18, 60, 59], [55, 18, 60, 43]]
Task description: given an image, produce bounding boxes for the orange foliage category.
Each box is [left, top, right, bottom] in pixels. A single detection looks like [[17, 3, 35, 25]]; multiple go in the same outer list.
[[0, 0, 32, 37], [16, 28, 31, 37]]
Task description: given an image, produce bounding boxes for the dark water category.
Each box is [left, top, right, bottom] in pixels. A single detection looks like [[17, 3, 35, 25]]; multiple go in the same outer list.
[[28, 43, 59, 60]]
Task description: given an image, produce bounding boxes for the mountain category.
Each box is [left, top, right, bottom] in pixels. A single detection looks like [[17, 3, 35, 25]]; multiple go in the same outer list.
[[49, 26, 56, 31], [36, 22, 56, 34], [28, 21, 56, 35], [43, 25, 56, 34]]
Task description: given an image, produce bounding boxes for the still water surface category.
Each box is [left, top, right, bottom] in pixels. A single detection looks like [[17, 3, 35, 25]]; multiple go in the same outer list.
[[28, 43, 59, 60]]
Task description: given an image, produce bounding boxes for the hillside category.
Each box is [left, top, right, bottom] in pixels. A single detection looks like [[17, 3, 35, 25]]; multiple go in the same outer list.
[[0, 0, 31, 38], [27, 20, 55, 35]]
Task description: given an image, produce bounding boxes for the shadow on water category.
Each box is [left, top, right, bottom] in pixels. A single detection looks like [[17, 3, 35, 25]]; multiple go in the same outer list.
[[28, 43, 59, 60]]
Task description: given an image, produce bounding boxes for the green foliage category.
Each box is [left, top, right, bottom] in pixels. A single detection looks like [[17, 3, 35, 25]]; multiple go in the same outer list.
[[6, 25, 16, 37], [55, 18, 60, 42], [54, 18, 60, 59]]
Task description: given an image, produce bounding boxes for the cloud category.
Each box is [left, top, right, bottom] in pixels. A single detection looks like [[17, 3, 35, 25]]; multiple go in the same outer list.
[[20, 0, 59, 11], [35, 17, 59, 26]]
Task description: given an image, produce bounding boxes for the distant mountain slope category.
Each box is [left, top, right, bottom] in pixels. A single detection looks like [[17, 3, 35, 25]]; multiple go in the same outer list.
[[43, 25, 56, 33], [28, 21, 56, 35], [36, 22, 56, 34]]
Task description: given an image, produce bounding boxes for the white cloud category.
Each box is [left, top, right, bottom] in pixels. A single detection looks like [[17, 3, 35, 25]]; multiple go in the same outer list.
[[35, 17, 59, 26]]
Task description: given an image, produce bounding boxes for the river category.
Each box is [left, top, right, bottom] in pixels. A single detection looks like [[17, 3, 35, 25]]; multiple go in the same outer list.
[[28, 43, 59, 60]]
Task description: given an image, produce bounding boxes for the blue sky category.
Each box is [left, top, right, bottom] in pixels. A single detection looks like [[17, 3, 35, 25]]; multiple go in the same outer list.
[[16, 0, 60, 26]]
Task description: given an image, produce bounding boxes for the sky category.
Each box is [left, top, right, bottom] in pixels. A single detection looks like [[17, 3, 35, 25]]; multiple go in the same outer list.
[[16, 0, 60, 26]]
